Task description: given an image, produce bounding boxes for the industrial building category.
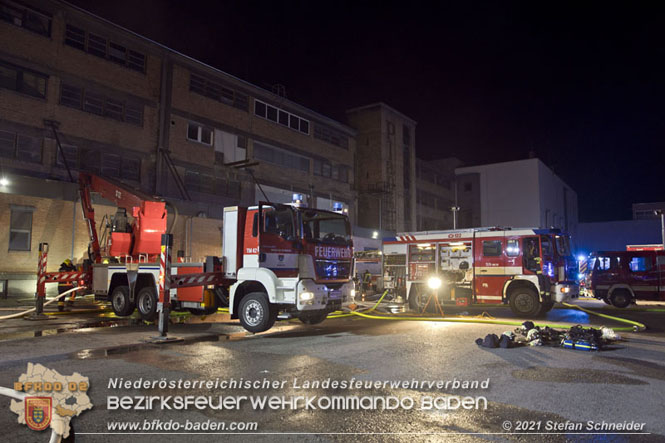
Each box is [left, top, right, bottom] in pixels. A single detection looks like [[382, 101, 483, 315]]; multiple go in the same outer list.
[[414, 157, 460, 231], [0, 0, 357, 281], [455, 158, 579, 240]]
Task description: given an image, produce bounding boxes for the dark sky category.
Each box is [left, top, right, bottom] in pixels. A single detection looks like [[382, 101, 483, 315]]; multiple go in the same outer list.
[[70, 0, 665, 222]]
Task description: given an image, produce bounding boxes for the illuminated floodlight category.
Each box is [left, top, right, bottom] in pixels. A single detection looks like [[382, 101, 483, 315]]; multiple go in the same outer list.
[[372, 231, 379, 239], [427, 276, 442, 290], [577, 254, 586, 262], [0, 177, 8, 186]]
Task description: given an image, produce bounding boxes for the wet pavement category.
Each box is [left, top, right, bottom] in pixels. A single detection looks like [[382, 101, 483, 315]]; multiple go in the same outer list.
[[0, 296, 664, 441]]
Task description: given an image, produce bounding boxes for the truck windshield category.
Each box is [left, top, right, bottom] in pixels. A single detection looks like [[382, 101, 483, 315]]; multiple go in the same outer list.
[[540, 236, 553, 257], [301, 210, 350, 245], [554, 235, 571, 256]]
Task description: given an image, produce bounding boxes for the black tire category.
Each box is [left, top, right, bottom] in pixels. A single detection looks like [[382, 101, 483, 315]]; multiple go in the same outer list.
[[136, 287, 158, 321], [238, 292, 276, 333], [110, 285, 134, 316], [602, 297, 612, 305], [537, 300, 555, 316], [408, 285, 436, 312], [509, 287, 542, 318], [299, 310, 328, 325], [215, 286, 229, 308], [610, 289, 632, 308]]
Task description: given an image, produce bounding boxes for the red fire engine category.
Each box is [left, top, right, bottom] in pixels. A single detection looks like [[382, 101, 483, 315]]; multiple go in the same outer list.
[[586, 250, 665, 307], [35, 174, 355, 333], [382, 227, 579, 317]]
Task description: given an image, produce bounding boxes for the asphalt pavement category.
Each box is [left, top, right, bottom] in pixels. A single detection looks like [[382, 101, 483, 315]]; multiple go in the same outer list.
[[1, 296, 664, 442]]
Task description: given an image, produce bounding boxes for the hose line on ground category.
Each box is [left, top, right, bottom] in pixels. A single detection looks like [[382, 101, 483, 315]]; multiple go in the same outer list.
[[0, 287, 87, 320]]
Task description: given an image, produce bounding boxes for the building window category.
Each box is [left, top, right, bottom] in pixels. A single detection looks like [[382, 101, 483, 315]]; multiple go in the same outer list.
[[0, 129, 42, 163], [482, 240, 502, 257], [64, 24, 146, 73], [403, 125, 411, 145], [254, 99, 309, 135], [0, 60, 47, 98], [253, 141, 309, 172], [59, 83, 143, 126], [187, 122, 213, 145], [55, 143, 78, 168], [313, 124, 348, 149], [0, 0, 51, 36], [9, 206, 33, 251], [189, 73, 249, 111]]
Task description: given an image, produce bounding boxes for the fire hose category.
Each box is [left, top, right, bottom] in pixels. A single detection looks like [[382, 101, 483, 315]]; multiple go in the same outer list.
[[325, 291, 646, 332], [0, 286, 87, 320]]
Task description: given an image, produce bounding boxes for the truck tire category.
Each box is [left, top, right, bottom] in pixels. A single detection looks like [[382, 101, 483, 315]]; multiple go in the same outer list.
[[238, 292, 276, 333], [299, 310, 328, 325], [137, 287, 158, 321], [509, 287, 542, 318], [610, 289, 632, 308], [110, 285, 134, 317], [537, 300, 555, 316]]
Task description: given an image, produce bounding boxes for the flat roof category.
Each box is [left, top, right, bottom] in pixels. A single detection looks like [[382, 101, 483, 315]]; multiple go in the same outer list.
[[346, 102, 417, 125]]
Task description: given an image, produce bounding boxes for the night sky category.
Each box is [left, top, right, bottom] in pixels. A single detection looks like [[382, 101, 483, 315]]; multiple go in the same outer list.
[[70, 0, 665, 222]]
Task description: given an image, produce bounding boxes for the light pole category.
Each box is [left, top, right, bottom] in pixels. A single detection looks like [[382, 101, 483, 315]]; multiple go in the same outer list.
[[451, 206, 460, 229], [656, 210, 665, 250]]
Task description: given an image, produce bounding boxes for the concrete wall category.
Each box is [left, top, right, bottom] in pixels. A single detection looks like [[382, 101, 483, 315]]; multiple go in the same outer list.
[[576, 219, 662, 254], [455, 158, 579, 238]]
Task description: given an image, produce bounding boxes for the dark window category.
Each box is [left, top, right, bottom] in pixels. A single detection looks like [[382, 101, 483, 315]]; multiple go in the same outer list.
[[59, 84, 82, 108], [403, 125, 411, 145], [0, 0, 51, 36], [101, 152, 121, 177], [482, 240, 502, 257], [0, 60, 47, 98], [278, 110, 289, 126], [189, 73, 248, 110], [266, 105, 277, 122], [121, 156, 140, 180], [83, 91, 104, 115], [0, 129, 16, 158], [64, 24, 146, 73], [300, 120, 309, 134], [254, 100, 266, 118], [64, 24, 85, 50], [338, 165, 348, 183], [16, 134, 41, 163], [253, 141, 309, 172], [86, 33, 107, 58], [80, 147, 101, 174], [289, 115, 299, 130], [55, 144, 77, 168], [9, 207, 33, 251], [59, 83, 143, 126], [313, 124, 348, 149], [321, 161, 331, 177]]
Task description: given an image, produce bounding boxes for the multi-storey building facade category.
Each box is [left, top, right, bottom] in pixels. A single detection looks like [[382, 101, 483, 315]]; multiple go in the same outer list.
[[346, 103, 416, 233], [415, 157, 460, 231], [0, 0, 356, 277]]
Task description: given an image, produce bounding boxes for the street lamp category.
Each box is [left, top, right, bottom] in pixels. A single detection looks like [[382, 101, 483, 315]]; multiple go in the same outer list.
[[655, 210, 665, 250], [450, 206, 460, 229]]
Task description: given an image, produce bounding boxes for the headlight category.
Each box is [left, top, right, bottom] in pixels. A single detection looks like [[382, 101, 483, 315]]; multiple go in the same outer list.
[[300, 291, 314, 301], [427, 277, 442, 290]]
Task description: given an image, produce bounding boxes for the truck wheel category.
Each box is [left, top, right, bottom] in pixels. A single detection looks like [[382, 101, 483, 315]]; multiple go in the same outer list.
[[610, 289, 632, 308], [215, 286, 229, 308], [110, 285, 134, 317], [537, 300, 555, 316], [137, 287, 158, 321], [238, 292, 276, 333], [509, 287, 541, 318], [299, 310, 328, 325]]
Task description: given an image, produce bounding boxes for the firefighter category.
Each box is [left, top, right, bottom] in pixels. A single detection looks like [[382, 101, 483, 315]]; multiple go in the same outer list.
[[362, 269, 372, 295], [57, 258, 76, 312]]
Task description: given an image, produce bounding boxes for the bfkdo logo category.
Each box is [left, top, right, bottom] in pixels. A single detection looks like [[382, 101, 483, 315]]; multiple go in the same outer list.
[[25, 397, 52, 431]]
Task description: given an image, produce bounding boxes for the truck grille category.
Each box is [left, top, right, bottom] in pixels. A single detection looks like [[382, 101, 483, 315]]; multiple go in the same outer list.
[[315, 260, 351, 280]]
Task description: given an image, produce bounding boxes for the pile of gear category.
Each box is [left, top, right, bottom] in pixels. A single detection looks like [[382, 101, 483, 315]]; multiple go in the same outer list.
[[475, 321, 621, 351]]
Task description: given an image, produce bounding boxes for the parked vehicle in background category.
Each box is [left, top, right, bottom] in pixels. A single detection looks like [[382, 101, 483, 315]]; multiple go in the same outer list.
[[586, 250, 665, 307]]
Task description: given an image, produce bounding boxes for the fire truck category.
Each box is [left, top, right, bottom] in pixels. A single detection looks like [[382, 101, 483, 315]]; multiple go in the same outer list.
[[586, 250, 665, 307], [36, 173, 355, 332], [382, 227, 579, 317]]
